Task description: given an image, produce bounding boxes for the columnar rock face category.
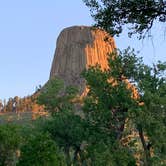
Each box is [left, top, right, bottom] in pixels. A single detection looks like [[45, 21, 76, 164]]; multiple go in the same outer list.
[[50, 26, 116, 94]]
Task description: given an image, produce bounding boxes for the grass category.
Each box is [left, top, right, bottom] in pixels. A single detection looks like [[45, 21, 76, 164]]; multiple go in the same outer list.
[[0, 111, 48, 125]]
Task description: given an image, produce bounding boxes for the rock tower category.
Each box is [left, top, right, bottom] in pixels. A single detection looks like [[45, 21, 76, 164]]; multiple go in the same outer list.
[[50, 26, 116, 94]]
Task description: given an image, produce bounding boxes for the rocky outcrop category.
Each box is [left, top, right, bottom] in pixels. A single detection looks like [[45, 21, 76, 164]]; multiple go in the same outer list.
[[50, 26, 116, 94]]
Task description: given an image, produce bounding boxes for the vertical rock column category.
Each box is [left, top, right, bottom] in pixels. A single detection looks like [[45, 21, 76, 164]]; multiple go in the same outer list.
[[50, 26, 116, 95]]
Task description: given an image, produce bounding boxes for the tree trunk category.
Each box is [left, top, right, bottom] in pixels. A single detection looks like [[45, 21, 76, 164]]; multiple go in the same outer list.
[[138, 126, 151, 166]]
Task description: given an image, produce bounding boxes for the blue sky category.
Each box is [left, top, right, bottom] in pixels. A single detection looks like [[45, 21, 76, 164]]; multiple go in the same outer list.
[[0, 0, 165, 100]]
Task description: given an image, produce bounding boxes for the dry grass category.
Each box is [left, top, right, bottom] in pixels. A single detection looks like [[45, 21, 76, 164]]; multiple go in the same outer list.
[[0, 111, 48, 125]]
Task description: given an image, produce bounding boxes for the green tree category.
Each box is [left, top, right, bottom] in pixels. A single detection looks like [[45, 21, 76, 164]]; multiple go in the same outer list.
[[17, 132, 65, 166], [37, 58, 166, 165], [82, 48, 166, 165], [37, 78, 78, 114], [37, 78, 89, 165], [0, 124, 21, 166], [83, 0, 166, 38], [38, 75, 136, 165], [6, 98, 14, 112], [82, 50, 136, 141], [128, 59, 166, 165], [40, 111, 90, 165]]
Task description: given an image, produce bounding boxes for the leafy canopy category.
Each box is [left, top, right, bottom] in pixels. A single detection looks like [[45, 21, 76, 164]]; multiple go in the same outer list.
[[37, 77, 136, 166], [37, 78, 78, 114], [82, 48, 166, 165], [17, 132, 65, 166], [83, 0, 166, 38]]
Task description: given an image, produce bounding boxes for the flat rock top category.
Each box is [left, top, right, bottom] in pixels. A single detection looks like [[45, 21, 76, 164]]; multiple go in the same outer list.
[[50, 26, 116, 94]]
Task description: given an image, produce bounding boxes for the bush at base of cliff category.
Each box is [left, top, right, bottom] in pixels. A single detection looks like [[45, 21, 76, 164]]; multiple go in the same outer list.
[[0, 124, 21, 166], [17, 132, 66, 166]]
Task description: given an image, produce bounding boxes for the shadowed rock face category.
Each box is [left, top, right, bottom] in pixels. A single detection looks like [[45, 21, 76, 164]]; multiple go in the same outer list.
[[50, 26, 116, 94]]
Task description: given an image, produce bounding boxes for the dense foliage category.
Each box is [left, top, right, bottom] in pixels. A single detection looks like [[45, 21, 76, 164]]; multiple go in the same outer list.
[[0, 1, 165, 166], [83, 0, 166, 38], [0, 125, 21, 166], [83, 48, 166, 165], [0, 120, 66, 166], [37, 48, 166, 165], [37, 77, 136, 165], [17, 132, 65, 166], [37, 78, 78, 114], [0, 49, 165, 166]]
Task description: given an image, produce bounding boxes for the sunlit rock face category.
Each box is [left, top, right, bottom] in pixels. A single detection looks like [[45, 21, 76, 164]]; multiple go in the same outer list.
[[50, 26, 116, 94]]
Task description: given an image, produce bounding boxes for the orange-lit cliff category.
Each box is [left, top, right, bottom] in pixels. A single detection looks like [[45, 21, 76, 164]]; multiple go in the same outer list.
[[50, 26, 116, 94]]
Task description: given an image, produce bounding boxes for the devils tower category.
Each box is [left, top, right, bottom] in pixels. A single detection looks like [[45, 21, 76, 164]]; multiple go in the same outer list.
[[50, 26, 116, 94]]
